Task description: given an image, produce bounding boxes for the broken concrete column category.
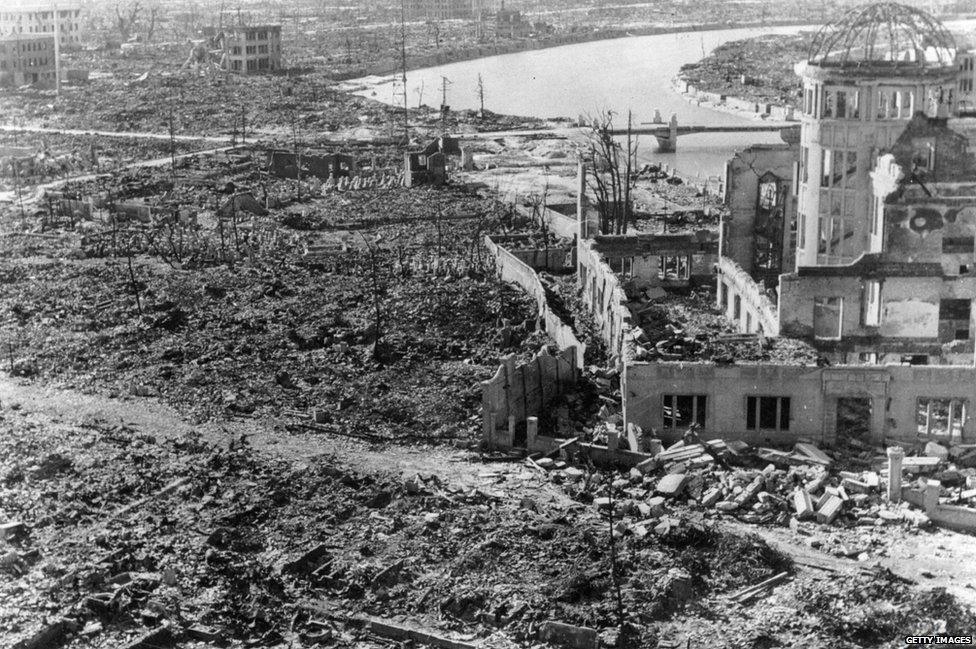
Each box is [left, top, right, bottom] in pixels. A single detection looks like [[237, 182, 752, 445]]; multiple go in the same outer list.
[[526, 416, 538, 449], [606, 429, 619, 453], [924, 479, 941, 514], [887, 446, 904, 503], [460, 148, 475, 171], [507, 415, 516, 448]]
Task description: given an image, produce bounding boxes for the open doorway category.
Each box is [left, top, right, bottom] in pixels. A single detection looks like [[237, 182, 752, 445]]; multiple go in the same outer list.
[[836, 397, 872, 440]]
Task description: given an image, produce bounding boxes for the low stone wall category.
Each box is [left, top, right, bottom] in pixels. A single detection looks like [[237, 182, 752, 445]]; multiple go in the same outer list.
[[679, 80, 796, 122], [481, 348, 578, 447], [485, 234, 585, 363], [716, 255, 779, 336], [514, 204, 578, 241], [578, 238, 638, 362], [489, 233, 574, 273]]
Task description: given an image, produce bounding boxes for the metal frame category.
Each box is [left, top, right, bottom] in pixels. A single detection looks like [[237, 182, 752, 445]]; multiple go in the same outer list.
[[808, 2, 955, 67]]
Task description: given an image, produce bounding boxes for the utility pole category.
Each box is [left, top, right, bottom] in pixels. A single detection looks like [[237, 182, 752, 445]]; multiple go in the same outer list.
[[477, 73, 485, 117], [399, 0, 409, 146], [168, 103, 177, 183], [440, 76, 451, 108]]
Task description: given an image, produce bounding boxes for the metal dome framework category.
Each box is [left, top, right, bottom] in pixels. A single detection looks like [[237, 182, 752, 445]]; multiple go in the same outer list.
[[808, 2, 956, 67]]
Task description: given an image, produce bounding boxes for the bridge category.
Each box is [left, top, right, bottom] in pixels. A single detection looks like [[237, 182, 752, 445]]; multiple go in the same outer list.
[[607, 115, 799, 152]]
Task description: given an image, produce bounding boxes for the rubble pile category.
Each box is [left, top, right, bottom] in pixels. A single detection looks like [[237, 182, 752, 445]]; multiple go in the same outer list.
[[4, 408, 972, 649], [540, 433, 976, 548], [629, 288, 819, 365], [678, 33, 812, 106], [0, 185, 544, 438]]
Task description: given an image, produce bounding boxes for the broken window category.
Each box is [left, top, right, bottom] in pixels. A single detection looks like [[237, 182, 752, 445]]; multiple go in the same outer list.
[[813, 297, 843, 339], [917, 397, 967, 439], [857, 352, 878, 364], [658, 255, 690, 280], [663, 395, 707, 432], [746, 396, 791, 431], [942, 236, 975, 253], [877, 90, 890, 119], [820, 149, 832, 187], [801, 146, 809, 184], [870, 196, 883, 236], [863, 281, 881, 327], [939, 299, 971, 341], [822, 88, 834, 118], [901, 355, 929, 365]]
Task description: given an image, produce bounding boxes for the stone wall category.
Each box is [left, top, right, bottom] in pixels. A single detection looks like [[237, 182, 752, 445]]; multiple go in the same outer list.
[[623, 361, 976, 445], [716, 256, 780, 335]]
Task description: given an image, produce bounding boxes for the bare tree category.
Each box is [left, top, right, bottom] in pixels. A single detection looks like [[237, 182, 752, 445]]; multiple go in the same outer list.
[[115, 1, 142, 40], [146, 7, 159, 41], [583, 109, 639, 235]]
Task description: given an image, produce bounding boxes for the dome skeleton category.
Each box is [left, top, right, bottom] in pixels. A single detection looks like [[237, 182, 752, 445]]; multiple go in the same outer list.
[[808, 2, 956, 67]]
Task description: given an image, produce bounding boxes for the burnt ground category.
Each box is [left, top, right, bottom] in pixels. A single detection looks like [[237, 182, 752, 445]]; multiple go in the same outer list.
[[678, 33, 812, 107], [3, 380, 975, 649], [0, 184, 551, 441]]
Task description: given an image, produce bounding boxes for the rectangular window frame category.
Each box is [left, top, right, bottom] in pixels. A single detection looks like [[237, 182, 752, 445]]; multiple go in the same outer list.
[[662, 394, 707, 432], [746, 396, 791, 432]]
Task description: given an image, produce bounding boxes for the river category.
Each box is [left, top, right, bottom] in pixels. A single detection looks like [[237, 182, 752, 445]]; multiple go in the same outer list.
[[352, 20, 976, 178], [351, 25, 812, 178]]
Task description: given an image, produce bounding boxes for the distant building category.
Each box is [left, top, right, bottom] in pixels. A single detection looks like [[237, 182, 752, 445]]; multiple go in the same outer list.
[[0, 0, 85, 49], [957, 49, 976, 115], [404, 0, 498, 21], [220, 24, 281, 75], [0, 33, 56, 87]]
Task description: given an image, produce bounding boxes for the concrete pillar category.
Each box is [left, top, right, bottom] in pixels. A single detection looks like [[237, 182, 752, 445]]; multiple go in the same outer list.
[[460, 148, 475, 171], [607, 429, 619, 453], [527, 416, 538, 450], [924, 479, 941, 514], [887, 446, 904, 503], [506, 415, 516, 449]]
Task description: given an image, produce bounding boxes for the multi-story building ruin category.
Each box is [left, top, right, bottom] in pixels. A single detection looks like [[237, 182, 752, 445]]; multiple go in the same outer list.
[[0, 0, 85, 49], [220, 24, 282, 75], [0, 33, 55, 87], [721, 2, 975, 366]]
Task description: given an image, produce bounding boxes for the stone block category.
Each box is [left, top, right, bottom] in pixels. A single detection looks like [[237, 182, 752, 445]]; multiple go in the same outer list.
[[816, 495, 843, 524], [539, 621, 601, 649], [656, 473, 687, 497], [792, 489, 814, 520]]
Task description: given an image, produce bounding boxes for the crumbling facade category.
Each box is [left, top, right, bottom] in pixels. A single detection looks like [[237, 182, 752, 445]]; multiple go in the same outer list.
[[721, 3, 976, 365], [0, 0, 84, 48], [0, 33, 55, 87], [220, 25, 281, 75]]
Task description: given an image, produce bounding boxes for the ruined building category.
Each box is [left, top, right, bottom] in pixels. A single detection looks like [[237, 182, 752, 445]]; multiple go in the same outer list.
[[0, 33, 55, 87], [721, 2, 975, 366], [219, 25, 282, 74], [0, 0, 84, 49], [403, 0, 499, 21]]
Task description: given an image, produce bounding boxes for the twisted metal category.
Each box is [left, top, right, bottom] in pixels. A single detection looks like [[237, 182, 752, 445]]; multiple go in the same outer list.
[[808, 2, 955, 67]]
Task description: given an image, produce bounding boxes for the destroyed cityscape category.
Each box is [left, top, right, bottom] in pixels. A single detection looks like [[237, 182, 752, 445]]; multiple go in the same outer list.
[[8, 0, 976, 647]]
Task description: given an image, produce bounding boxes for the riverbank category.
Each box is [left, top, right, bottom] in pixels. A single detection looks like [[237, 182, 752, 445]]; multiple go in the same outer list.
[[337, 18, 816, 82]]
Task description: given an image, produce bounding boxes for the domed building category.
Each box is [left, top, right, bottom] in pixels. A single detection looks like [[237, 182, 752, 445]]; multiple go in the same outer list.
[[720, 2, 976, 369]]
